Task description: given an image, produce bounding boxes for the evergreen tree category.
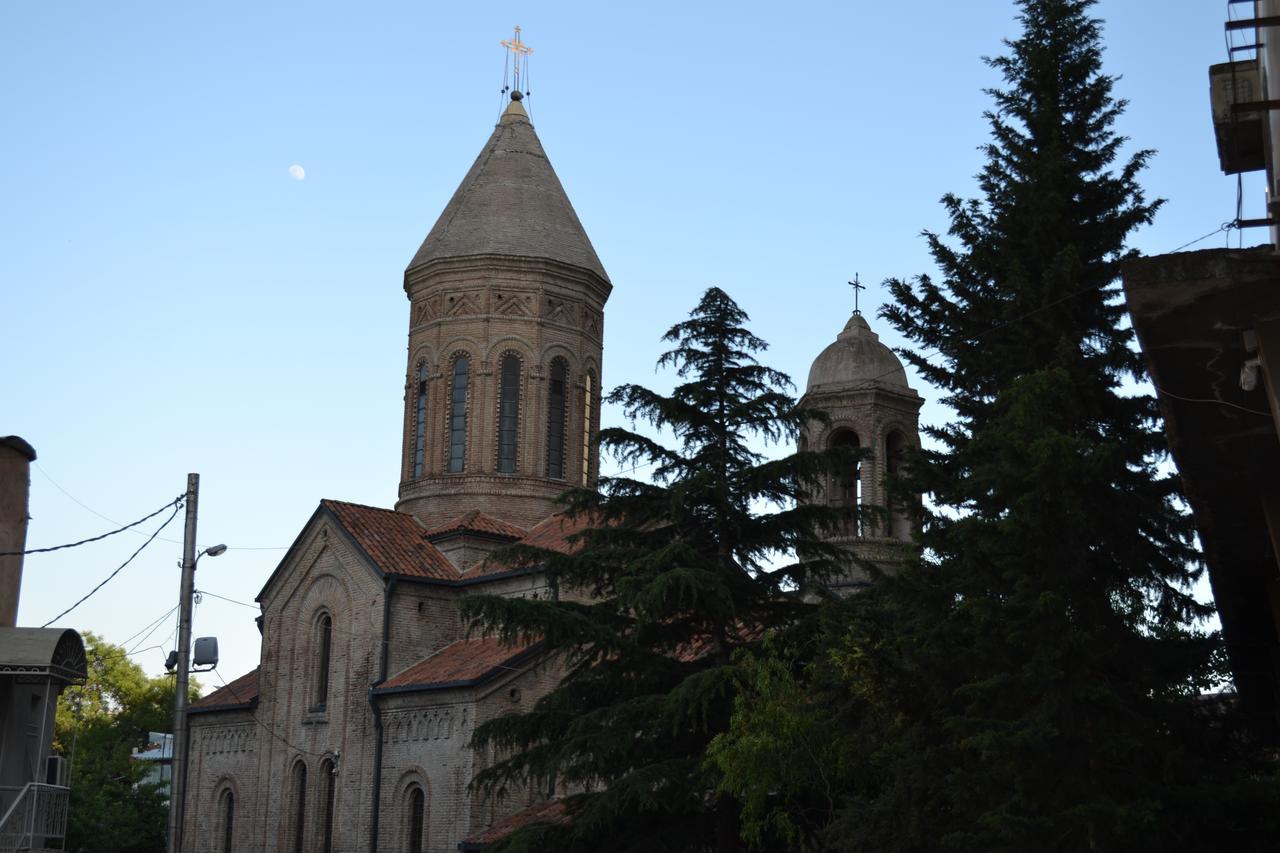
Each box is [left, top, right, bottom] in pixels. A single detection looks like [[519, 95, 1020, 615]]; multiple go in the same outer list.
[[459, 287, 851, 852], [713, 1, 1276, 850]]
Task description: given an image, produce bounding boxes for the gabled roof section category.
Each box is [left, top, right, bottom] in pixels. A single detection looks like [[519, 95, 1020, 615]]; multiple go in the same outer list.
[[425, 509, 528, 542], [460, 799, 568, 849], [322, 499, 457, 581], [377, 636, 540, 693], [459, 511, 592, 580], [189, 668, 259, 714], [407, 97, 609, 283]]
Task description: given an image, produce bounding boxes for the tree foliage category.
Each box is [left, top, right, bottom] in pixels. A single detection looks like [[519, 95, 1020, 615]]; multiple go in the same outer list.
[[460, 287, 852, 852], [56, 632, 199, 853], [711, 1, 1278, 850]]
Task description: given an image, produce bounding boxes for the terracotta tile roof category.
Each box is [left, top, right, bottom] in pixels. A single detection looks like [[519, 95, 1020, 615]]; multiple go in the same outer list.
[[189, 668, 259, 713], [322, 499, 457, 581], [379, 636, 539, 692], [518, 511, 593, 554], [461, 799, 568, 847], [425, 509, 528, 542], [456, 511, 594, 581]]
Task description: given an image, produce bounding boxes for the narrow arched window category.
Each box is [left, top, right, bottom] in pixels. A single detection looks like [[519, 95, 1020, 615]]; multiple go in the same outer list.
[[321, 759, 337, 853], [448, 356, 470, 473], [313, 613, 331, 711], [220, 788, 235, 853], [412, 361, 428, 478], [885, 430, 910, 541], [828, 430, 862, 536], [546, 358, 568, 479], [497, 354, 521, 473], [407, 785, 425, 853], [290, 763, 307, 853], [580, 371, 595, 486]]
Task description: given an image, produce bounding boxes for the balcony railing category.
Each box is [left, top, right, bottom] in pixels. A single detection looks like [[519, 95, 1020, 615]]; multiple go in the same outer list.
[[0, 783, 70, 852]]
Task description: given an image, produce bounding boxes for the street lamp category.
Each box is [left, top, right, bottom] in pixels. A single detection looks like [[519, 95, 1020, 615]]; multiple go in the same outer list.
[[167, 472, 225, 853]]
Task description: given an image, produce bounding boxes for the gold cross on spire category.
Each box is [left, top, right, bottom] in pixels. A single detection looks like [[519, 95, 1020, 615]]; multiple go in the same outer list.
[[501, 25, 533, 92]]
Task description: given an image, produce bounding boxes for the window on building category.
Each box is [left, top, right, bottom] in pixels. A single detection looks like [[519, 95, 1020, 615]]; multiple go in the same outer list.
[[885, 429, 911, 541], [407, 785, 425, 853], [497, 354, 521, 474], [290, 763, 307, 853], [321, 759, 337, 853], [828, 430, 862, 536], [412, 361, 428, 478], [580, 371, 595, 486], [220, 788, 235, 853], [546, 358, 568, 479], [313, 613, 331, 711], [448, 356, 470, 473]]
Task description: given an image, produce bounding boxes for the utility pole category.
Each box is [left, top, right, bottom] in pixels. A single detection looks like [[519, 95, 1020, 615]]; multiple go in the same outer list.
[[167, 473, 199, 853]]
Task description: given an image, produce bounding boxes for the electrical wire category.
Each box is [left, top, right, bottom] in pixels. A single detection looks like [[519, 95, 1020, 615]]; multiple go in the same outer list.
[[195, 589, 259, 610], [209, 669, 330, 758], [0, 495, 183, 556], [41, 499, 185, 628], [1153, 385, 1271, 417]]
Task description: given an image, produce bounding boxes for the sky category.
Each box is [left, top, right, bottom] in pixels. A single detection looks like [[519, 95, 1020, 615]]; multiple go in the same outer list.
[[1, 1, 1265, 688]]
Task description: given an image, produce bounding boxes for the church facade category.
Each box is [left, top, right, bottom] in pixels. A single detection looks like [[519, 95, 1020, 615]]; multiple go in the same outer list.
[[178, 89, 921, 853]]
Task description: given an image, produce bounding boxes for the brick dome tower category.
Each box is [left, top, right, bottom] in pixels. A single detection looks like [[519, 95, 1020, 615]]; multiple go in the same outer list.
[[800, 310, 923, 588], [396, 93, 611, 529]]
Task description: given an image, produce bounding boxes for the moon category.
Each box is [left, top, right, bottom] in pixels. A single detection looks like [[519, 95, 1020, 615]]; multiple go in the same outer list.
[[288, 164, 306, 181]]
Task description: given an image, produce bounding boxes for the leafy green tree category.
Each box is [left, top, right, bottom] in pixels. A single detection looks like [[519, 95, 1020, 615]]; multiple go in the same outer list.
[[460, 287, 851, 852], [57, 632, 198, 853], [712, 1, 1277, 849]]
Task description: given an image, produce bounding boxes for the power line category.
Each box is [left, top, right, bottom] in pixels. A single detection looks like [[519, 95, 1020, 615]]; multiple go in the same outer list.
[[0, 495, 183, 556], [41, 500, 185, 628], [210, 669, 330, 758], [195, 589, 259, 610]]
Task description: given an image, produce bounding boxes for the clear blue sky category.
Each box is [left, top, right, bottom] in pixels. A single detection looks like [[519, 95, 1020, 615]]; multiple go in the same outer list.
[[2, 1, 1260, 686]]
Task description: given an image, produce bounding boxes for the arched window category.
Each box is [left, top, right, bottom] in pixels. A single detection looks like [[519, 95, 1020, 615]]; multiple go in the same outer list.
[[320, 758, 337, 853], [580, 371, 595, 486], [885, 430, 911, 541], [313, 613, 331, 711], [412, 361, 428, 478], [290, 762, 307, 853], [448, 356, 470, 473], [407, 785, 425, 853], [546, 358, 568, 479], [219, 788, 235, 853], [828, 430, 862, 536], [497, 354, 521, 474]]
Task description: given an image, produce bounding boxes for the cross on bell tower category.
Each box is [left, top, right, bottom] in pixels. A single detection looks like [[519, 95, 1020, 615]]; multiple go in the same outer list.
[[849, 274, 865, 316]]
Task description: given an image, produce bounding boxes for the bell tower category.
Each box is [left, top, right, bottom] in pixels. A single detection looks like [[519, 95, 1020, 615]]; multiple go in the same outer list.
[[800, 304, 923, 589], [396, 68, 611, 529]]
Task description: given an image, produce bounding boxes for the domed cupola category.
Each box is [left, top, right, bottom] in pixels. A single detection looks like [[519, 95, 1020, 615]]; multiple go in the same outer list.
[[799, 308, 924, 588]]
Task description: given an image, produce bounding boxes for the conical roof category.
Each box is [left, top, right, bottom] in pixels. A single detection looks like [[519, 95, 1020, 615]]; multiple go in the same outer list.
[[806, 313, 911, 393], [407, 97, 609, 282]]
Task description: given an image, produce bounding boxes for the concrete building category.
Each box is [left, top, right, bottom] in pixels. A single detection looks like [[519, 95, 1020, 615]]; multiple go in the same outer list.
[[1121, 0, 1280, 745], [179, 89, 919, 853]]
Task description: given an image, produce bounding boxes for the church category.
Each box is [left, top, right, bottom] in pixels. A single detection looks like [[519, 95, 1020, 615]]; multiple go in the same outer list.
[[177, 79, 922, 853]]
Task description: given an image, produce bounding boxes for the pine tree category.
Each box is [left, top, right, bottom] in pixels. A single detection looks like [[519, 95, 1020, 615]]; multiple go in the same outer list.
[[458, 287, 851, 852], [713, 1, 1276, 850]]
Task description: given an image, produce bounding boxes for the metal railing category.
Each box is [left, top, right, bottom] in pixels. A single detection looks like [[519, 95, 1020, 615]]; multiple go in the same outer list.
[[0, 783, 69, 852]]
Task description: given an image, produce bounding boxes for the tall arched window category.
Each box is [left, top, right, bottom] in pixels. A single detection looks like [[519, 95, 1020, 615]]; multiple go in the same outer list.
[[497, 353, 521, 474], [580, 371, 595, 486], [313, 613, 332, 711], [885, 430, 910, 541], [412, 361, 428, 478], [407, 785, 425, 853], [290, 762, 307, 853], [448, 356, 470, 473], [546, 358, 568, 480], [828, 430, 862, 536], [320, 758, 337, 853], [219, 788, 235, 853]]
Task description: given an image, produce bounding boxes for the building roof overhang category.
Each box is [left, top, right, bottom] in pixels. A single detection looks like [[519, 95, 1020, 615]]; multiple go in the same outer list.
[[1123, 245, 1280, 743]]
